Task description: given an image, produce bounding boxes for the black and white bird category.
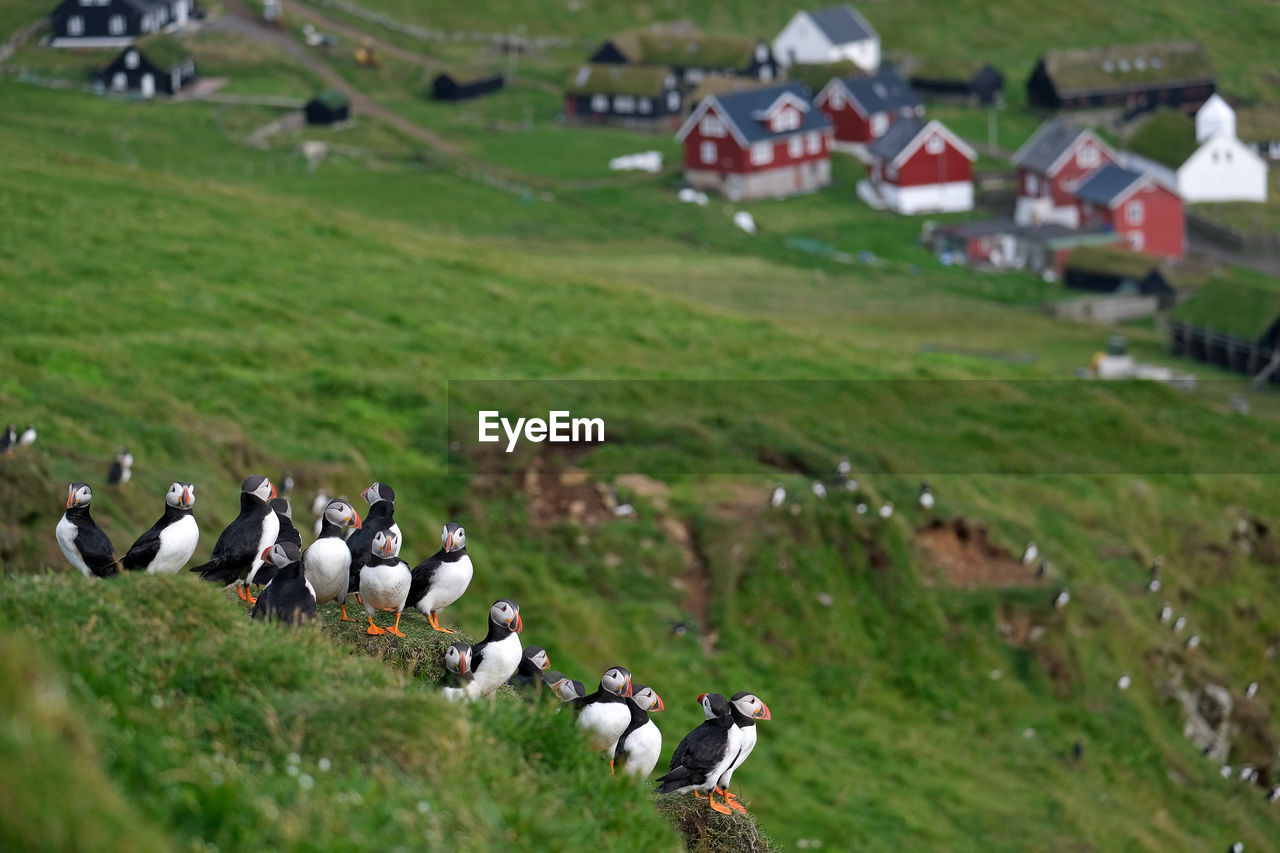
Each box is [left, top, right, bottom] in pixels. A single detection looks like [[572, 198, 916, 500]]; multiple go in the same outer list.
[[770, 486, 786, 508], [1185, 634, 1201, 651], [280, 473, 295, 497], [654, 693, 743, 815], [546, 671, 586, 706], [360, 530, 411, 637], [1267, 784, 1279, 803], [302, 498, 361, 620], [310, 490, 330, 538], [441, 641, 474, 703], [461, 599, 523, 701], [1035, 559, 1050, 579], [346, 482, 401, 602], [55, 482, 120, 577], [714, 692, 772, 812], [1021, 541, 1038, 566], [578, 666, 635, 768], [878, 501, 894, 519], [918, 479, 934, 511], [1245, 681, 1258, 699], [614, 684, 665, 778], [0, 424, 16, 456], [1149, 556, 1163, 579], [122, 482, 198, 573], [1228, 843, 1244, 853], [189, 475, 278, 603], [508, 645, 551, 691], [18, 424, 35, 449], [106, 447, 133, 486], [250, 543, 317, 626], [406, 522, 472, 634], [1053, 589, 1070, 610], [1173, 615, 1187, 633], [270, 498, 302, 551], [1159, 604, 1173, 624]]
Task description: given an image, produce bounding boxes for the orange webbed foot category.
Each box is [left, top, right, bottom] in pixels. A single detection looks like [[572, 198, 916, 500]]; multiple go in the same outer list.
[[708, 796, 733, 815]]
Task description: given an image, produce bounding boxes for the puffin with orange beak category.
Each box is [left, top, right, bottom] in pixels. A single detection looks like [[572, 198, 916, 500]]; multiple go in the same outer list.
[[462, 599, 523, 701], [712, 692, 772, 813], [345, 482, 400, 604], [578, 666, 635, 770], [655, 693, 742, 815], [189, 475, 278, 603], [250, 542, 317, 625], [302, 499, 362, 619], [406, 522, 473, 633], [55, 482, 121, 577], [440, 641, 474, 703], [614, 684, 665, 778], [122, 482, 199, 573], [360, 530, 412, 637]]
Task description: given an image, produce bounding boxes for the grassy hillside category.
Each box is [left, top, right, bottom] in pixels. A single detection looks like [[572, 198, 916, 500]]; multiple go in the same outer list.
[[1, 9, 1280, 848]]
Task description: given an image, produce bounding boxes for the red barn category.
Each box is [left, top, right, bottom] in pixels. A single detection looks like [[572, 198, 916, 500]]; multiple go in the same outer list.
[[1071, 164, 1185, 259], [864, 117, 975, 213], [1011, 120, 1118, 227], [814, 68, 923, 151], [676, 82, 832, 201]]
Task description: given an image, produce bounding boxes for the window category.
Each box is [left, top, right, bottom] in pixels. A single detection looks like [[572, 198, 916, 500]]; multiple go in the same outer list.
[[700, 141, 717, 164], [124, 50, 139, 69], [1212, 150, 1220, 163], [925, 134, 944, 155], [638, 97, 652, 114], [67, 15, 84, 35], [829, 89, 843, 109], [751, 142, 773, 165], [700, 115, 725, 137], [788, 135, 803, 157], [1027, 173, 1038, 194], [614, 95, 635, 113], [806, 131, 821, 154], [755, 44, 768, 63], [78, 0, 91, 5], [111, 71, 125, 90], [1128, 231, 1144, 251], [771, 108, 800, 133], [590, 94, 608, 112], [759, 66, 773, 81], [1126, 200, 1144, 225], [871, 113, 888, 137], [108, 14, 125, 34], [685, 69, 703, 84], [1078, 144, 1099, 167], [666, 91, 680, 111]]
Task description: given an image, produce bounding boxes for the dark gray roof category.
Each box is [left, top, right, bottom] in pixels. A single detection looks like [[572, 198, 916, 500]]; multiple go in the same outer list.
[[1011, 120, 1087, 174], [842, 68, 920, 114], [866, 115, 926, 161], [712, 83, 831, 143], [1072, 164, 1144, 206], [940, 219, 1017, 239], [808, 6, 876, 45]]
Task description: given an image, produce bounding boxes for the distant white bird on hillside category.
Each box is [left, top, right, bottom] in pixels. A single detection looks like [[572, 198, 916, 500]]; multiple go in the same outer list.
[[1159, 604, 1173, 624], [18, 424, 36, 448], [1116, 675, 1131, 690], [878, 502, 894, 519], [1267, 784, 1280, 803], [1173, 616, 1187, 632], [811, 481, 827, 499], [1239, 765, 1257, 783], [1221, 764, 1233, 779], [918, 479, 934, 511], [1228, 842, 1244, 853], [770, 486, 786, 508], [836, 457, 851, 477], [1021, 541, 1038, 565], [1185, 635, 1201, 651], [1147, 578, 1162, 593], [1245, 681, 1258, 699], [855, 503, 868, 515], [1054, 589, 1070, 610], [732, 211, 756, 234]]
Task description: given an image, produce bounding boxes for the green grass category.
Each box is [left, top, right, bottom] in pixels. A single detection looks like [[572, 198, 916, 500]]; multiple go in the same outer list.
[[1128, 109, 1199, 169]]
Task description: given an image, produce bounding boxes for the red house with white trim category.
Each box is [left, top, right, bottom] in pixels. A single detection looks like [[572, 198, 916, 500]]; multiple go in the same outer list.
[[1011, 120, 1118, 227], [675, 82, 833, 201], [863, 118, 975, 213], [1071, 164, 1185, 259], [814, 68, 922, 151]]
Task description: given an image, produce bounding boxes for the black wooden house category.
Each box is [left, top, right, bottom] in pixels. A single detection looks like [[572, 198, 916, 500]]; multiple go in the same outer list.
[[431, 71, 505, 102], [305, 90, 350, 125], [564, 64, 683, 130], [909, 62, 1004, 105], [95, 34, 195, 97], [1026, 41, 1215, 116], [51, 0, 191, 48], [589, 23, 780, 87]]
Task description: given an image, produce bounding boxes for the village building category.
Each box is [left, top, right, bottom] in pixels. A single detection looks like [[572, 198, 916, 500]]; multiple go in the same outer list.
[[863, 117, 975, 214], [676, 83, 832, 201], [1168, 277, 1280, 377], [304, 90, 350, 125], [51, 0, 192, 48], [1026, 41, 1215, 116], [1012, 120, 1118, 227], [772, 6, 879, 72], [1062, 246, 1205, 308], [94, 34, 194, 97], [814, 68, 923, 151], [1072, 164, 1185, 259], [431, 72, 505, 102], [564, 65, 683, 130], [908, 62, 1005, 106], [926, 220, 1117, 277], [589, 23, 780, 86]]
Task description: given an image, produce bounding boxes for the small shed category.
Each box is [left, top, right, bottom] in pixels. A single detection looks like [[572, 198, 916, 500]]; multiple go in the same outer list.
[[305, 90, 350, 125], [1168, 275, 1280, 375], [1026, 41, 1215, 115], [1063, 246, 1204, 308], [432, 71, 505, 102], [95, 34, 195, 97], [909, 62, 1004, 105]]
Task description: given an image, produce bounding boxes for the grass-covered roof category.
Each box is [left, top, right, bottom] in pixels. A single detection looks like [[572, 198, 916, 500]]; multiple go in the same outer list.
[[565, 64, 672, 96], [133, 34, 191, 70], [1170, 270, 1280, 341], [1125, 109, 1198, 168], [1042, 41, 1214, 96]]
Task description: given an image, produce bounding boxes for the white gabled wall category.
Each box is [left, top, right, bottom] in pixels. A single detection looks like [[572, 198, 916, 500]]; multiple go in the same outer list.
[[1178, 132, 1269, 202], [772, 11, 880, 71]]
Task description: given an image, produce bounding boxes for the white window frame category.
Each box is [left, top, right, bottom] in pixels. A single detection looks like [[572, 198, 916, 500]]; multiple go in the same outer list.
[[1078, 144, 1099, 168], [750, 142, 773, 165], [771, 109, 800, 133], [871, 113, 888, 137], [806, 131, 820, 154], [700, 115, 725, 138], [666, 91, 680, 112], [638, 97, 652, 115], [788, 135, 803, 158], [700, 141, 717, 165], [590, 94, 608, 113], [124, 50, 139, 69], [1126, 200, 1144, 225], [755, 44, 768, 63], [1128, 230, 1144, 251], [1027, 173, 1038, 195], [925, 134, 945, 155], [108, 14, 125, 35], [67, 14, 84, 35], [829, 89, 844, 109], [613, 95, 635, 114]]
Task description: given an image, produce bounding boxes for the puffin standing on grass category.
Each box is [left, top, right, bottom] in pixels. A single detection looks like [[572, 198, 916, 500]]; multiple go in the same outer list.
[[714, 692, 772, 812], [302, 499, 362, 619], [508, 646, 551, 691], [655, 693, 743, 814], [346, 482, 400, 603], [406, 522, 473, 633], [189, 475, 278, 603], [250, 543, 317, 626], [463, 599, 523, 701], [360, 530, 411, 637], [122, 482, 198, 573], [18, 425, 35, 450], [55, 483, 120, 577], [614, 684, 665, 778], [440, 642, 474, 703], [1, 424, 17, 456], [106, 447, 133, 486], [578, 666, 635, 770]]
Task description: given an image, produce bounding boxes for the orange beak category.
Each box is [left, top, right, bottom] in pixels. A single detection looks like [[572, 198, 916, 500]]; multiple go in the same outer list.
[[458, 657, 468, 676], [352, 510, 363, 529], [622, 678, 633, 698], [513, 612, 523, 634], [261, 546, 273, 561], [756, 702, 772, 720], [652, 692, 665, 712], [66, 491, 74, 509], [270, 483, 278, 499], [444, 531, 454, 552], [541, 653, 551, 670], [697, 693, 707, 703], [183, 486, 193, 507]]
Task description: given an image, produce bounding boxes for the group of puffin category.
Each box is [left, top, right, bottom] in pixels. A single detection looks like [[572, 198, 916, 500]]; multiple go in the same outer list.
[[55, 473, 773, 815], [1, 423, 37, 455]]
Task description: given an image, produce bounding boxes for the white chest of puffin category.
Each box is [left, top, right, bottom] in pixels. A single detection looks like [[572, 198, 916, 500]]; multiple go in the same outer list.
[[303, 499, 362, 618], [55, 483, 121, 577], [577, 666, 635, 759], [463, 599, 523, 701], [614, 684, 665, 778], [716, 692, 772, 810], [345, 482, 401, 596], [655, 693, 743, 815], [360, 530, 412, 637], [406, 522, 473, 634], [123, 482, 199, 573]]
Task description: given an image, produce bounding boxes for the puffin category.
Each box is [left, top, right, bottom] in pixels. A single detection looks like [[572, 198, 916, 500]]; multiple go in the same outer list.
[[302, 498, 362, 619], [55, 482, 120, 577], [106, 447, 133, 486], [406, 522, 473, 633], [1021, 541, 1038, 565], [0, 424, 15, 456], [878, 501, 894, 519], [918, 479, 934, 511], [121, 482, 198, 573], [360, 530, 412, 637], [714, 692, 772, 812], [770, 486, 785, 508], [18, 424, 35, 449], [1246, 681, 1258, 699], [508, 645, 551, 691], [188, 475, 278, 603], [654, 693, 743, 814], [346, 482, 401, 602], [310, 490, 330, 537], [462, 599, 523, 701], [270, 498, 303, 548], [1053, 589, 1070, 610], [440, 641, 473, 703], [546, 671, 586, 706], [250, 543, 317, 626], [613, 683, 665, 778], [577, 666, 635, 768]]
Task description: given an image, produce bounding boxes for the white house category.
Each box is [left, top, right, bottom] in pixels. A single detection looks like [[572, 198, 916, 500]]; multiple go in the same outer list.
[[1178, 131, 1268, 203], [1195, 93, 1235, 143], [772, 6, 879, 72]]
